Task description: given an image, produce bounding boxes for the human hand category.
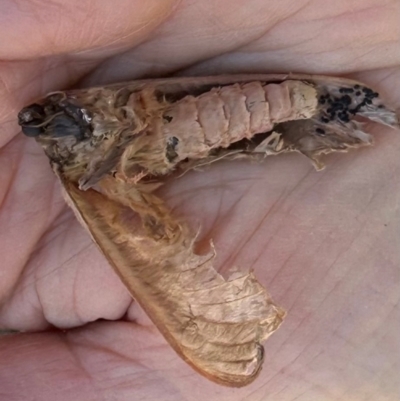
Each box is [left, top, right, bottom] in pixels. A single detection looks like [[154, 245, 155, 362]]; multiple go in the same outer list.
[[0, 1, 399, 400]]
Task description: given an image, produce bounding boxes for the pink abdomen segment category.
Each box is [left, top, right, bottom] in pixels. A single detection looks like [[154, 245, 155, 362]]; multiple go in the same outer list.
[[160, 80, 318, 161]]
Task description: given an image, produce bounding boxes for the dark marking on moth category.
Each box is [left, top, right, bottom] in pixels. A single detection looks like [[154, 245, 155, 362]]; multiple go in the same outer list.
[[362, 87, 373, 95], [339, 87, 354, 94], [163, 115, 173, 123], [317, 86, 381, 125], [338, 112, 350, 122], [114, 88, 132, 108], [166, 136, 179, 162], [340, 95, 352, 105], [315, 128, 326, 135], [331, 100, 344, 111]]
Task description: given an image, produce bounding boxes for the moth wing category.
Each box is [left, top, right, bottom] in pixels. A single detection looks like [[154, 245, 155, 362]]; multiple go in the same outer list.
[[59, 176, 285, 387]]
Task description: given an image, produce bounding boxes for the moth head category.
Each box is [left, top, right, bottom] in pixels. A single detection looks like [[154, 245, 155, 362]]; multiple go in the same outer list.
[[18, 93, 103, 183], [18, 93, 92, 141], [18, 92, 131, 188]]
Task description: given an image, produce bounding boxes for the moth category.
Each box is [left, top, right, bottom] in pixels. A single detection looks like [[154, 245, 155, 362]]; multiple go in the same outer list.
[[18, 74, 399, 387]]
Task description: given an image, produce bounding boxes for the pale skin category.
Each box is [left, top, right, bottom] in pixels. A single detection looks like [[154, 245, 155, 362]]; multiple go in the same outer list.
[[0, 0, 399, 400]]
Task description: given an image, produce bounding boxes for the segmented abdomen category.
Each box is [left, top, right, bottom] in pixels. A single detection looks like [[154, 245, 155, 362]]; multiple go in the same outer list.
[[159, 80, 318, 162]]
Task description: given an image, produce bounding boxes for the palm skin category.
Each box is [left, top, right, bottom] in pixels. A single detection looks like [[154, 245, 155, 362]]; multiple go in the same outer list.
[[0, 1, 399, 400]]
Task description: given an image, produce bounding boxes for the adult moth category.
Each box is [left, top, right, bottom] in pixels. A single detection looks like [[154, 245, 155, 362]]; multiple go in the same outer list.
[[18, 74, 399, 387]]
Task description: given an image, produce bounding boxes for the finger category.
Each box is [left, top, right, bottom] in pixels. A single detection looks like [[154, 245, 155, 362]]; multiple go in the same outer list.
[[183, 1, 400, 76], [81, 0, 305, 85], [0, 0, 178, 59]]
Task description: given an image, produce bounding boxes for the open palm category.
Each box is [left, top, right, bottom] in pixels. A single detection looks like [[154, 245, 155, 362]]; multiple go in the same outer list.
[[1, 1, 399, 400]]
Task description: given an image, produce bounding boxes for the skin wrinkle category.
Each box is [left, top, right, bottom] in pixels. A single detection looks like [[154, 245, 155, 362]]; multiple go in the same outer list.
[[373, 68, 400, 88], [33, 243, 92, 323], [71, 262, 83, 326], [270, 231, 333, 313], [223, 185, 287, 272], [168, 173, 265, 203], [246, 192, 296, 276], [287, 229, 361, 314], [305, 2, 395, 28], [2, 1, 178, 59], [0, 147, 62, 245], [194, 184, 225, 253], [332, 302, 398, 360], [60, 335, 102, 401], [17, 241, 93, 306], [270, 350, 332, 397], [32, 272, 47, 328], [84, 1, 307, 84], [189, 11, 395, 73], [0, 122, 19, 149], [269, 234, 370, 369], [212, 181, 264, 266], [251, 171, 328, 290], [29, 236, 130, 327], [208, 0, 312, 61], [234, 10, 322, 56], [210, 182, 261, 270], [287, 388, 311, 401], [362, 299, 400, 348], [244, 382, 277, 401], [336, 364, 389, 401], [183, 167, 290, 260], [275, 172, 381, 313], [0, 61, 45, 115], [70, 325, 154, 370], [25, 233, 92, 286], [278, 360, 332, 399], [30, 208, 76, 255], [341, 333, 399, 391], [0, 147, 21, 209], [357, 169, 396, 214], [75, 0, 184, 58], [252, 350, 318, 401], [294, 41, 399, 63], [252, 369, 302, 401], [15, 200, 67, 321], [169, 172, 244, 234], [0, 147, 44, 304]]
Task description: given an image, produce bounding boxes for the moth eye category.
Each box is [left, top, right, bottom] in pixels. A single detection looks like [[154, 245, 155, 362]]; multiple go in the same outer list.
[[21, 124, 45, 137]]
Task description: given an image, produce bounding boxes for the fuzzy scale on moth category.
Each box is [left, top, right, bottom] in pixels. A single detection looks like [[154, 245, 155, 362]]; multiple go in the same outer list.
[[18, 74, 399, 387]]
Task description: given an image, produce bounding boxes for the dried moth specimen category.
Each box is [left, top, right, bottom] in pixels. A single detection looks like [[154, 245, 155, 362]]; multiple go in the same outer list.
[[18, 74, 399, 387]]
